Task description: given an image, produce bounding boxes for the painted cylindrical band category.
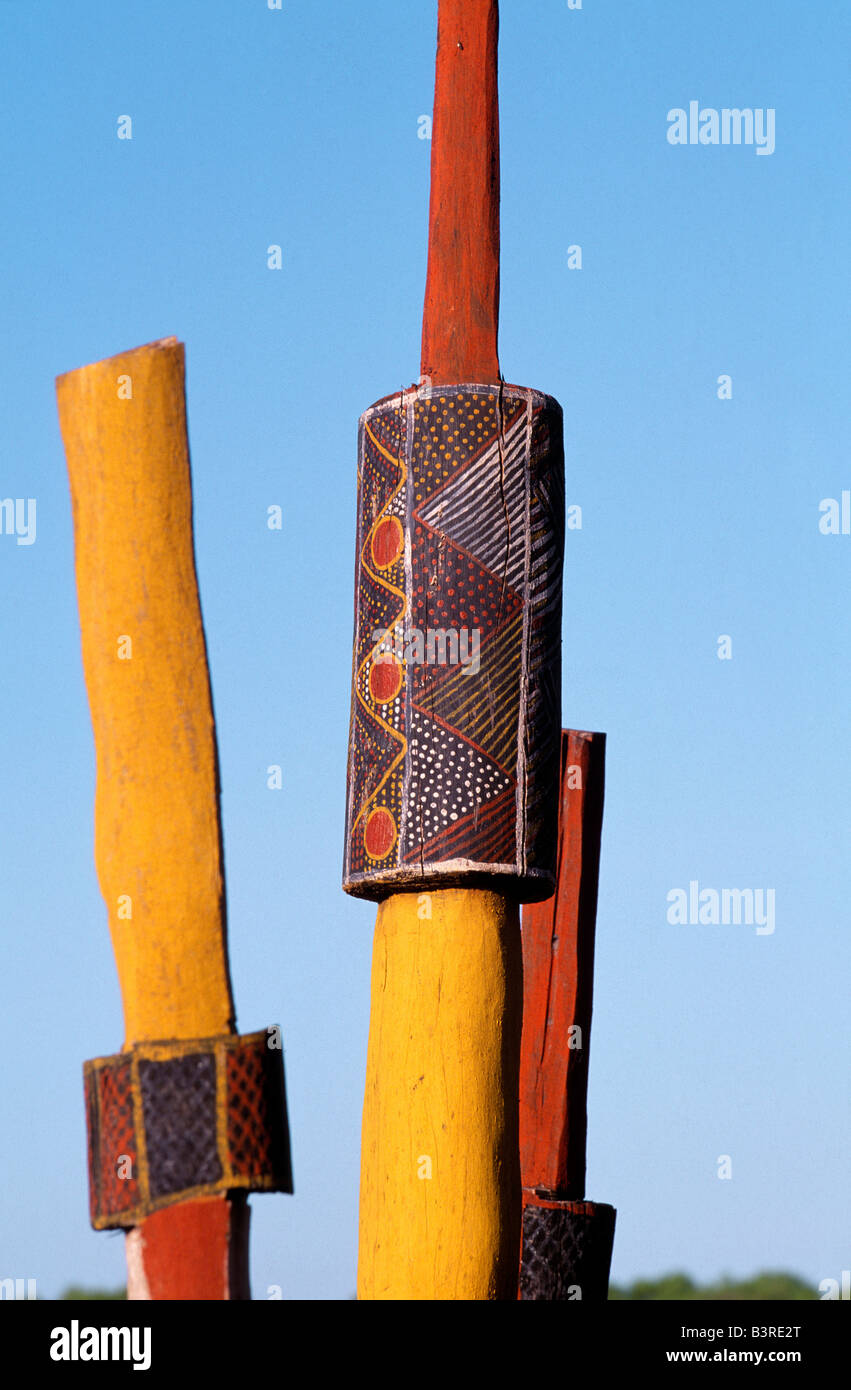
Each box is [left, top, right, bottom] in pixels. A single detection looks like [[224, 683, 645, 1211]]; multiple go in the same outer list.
[[343, 381, 565, 902], [83, 1028, 293, 1230]]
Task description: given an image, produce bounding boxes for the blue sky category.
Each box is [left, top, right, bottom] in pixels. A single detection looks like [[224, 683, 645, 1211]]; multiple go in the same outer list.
[[0, 0, 848, 1299]]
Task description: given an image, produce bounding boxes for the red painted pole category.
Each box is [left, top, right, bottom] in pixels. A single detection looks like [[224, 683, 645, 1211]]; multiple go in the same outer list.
[[421, 0, 500, 384], [127, 1196, 249, 1301], [519, 729, 616, 1299]]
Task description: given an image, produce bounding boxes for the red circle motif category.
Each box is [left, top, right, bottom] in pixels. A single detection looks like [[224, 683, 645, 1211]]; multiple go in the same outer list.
[[371, 516, 404, 569], [369, 657, 402, 704], [364, 808, 396, 860]]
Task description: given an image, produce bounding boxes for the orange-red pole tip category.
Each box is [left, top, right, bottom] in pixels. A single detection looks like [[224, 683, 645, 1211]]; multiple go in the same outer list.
[[421, 0, 500, 386]]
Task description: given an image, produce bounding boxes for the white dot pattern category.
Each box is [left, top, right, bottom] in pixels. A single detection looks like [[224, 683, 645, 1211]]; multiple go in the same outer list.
[[405, 708, 511, 843]]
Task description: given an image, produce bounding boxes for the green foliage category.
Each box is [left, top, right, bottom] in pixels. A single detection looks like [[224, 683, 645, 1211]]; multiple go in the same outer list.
[[56, 1271, 816, 1301], [59, 1286, 127, 1301], [609, 1271, 817, 1301]]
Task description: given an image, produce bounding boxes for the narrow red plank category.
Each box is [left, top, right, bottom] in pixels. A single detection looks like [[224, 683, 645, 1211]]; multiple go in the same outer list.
[[519, 730, 606, 1198]]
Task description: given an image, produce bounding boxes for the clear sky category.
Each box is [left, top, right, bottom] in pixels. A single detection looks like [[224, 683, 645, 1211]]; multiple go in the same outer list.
[[0, 0, 848, 1300]]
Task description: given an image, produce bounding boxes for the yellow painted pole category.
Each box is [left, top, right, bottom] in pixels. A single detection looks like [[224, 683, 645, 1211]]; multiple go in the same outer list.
[[57, 337, 235, 1045], [57, 337, 245, 1298], [358, 890, 522, 1300]]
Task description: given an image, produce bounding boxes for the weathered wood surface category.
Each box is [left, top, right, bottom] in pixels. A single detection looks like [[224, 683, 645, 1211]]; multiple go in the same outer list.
[[421, 0, 500, 385], [358, 888, 522, 1299], [57, 338, 247, 1299], [126, 1196, 250, 1302], [343, 382, 564, 902], [519, 1198, 616, 1301], [518, 729, 615, 1300], [520, 730, 606, 1197]]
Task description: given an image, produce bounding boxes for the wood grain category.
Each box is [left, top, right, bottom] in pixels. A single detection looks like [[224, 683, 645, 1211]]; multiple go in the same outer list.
[[520, 730, 606, 1198], [358, 888, 522, 1299]]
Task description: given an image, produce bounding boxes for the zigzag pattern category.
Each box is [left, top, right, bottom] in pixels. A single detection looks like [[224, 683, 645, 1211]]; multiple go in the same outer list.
[[344, 384, 564, 898]]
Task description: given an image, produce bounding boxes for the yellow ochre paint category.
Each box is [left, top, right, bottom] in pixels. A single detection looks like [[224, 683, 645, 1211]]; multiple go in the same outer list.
[[358, 888, 522, 1300], [56, 338, 235, 1045]]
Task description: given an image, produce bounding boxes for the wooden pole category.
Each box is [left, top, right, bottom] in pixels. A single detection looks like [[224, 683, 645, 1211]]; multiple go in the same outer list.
[[519, 730, 616, 1300], [359, 889, 522, 1299], [58, 337, 290, 1299], [358, 0, 516, 1301], [421, 0, 500, 385], [352, 0, 564, 1300]]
